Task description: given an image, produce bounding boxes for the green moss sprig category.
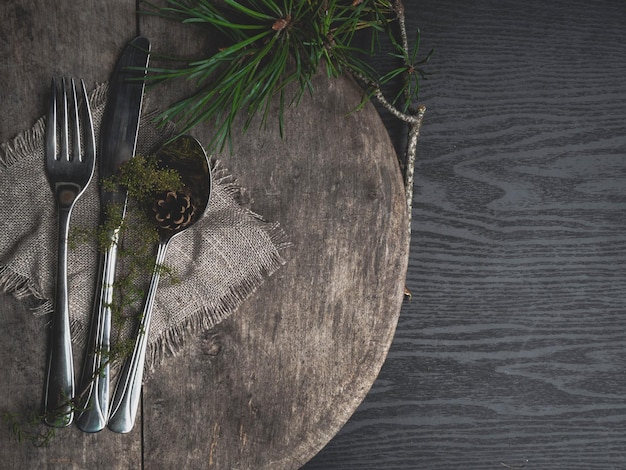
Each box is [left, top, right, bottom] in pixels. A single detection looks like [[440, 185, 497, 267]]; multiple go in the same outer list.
[[99, 154, 184, 352], [102, 154, 183, 204]]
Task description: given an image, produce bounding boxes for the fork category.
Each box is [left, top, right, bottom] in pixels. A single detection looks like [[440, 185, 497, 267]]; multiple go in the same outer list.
[[43, 78, 95, 427]]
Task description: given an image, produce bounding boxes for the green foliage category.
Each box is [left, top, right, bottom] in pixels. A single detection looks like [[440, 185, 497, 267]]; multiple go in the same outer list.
[[382, 26, 434, 113], [3, 411, 56, 447], [141, 0, 430, 150], [102, 154, 182, 204]]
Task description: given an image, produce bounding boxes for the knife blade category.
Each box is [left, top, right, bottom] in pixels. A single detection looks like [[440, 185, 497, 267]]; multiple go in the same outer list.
[[76, 36, 151, 433]]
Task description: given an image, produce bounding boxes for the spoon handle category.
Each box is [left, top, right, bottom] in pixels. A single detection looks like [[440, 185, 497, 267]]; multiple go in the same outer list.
[[108, 240, 169, 433], [76, 233, 118, 432]]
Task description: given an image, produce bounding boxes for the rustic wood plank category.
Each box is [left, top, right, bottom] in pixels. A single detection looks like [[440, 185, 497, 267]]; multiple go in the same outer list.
[[0, 0, 138, 142], [305, 0, 626, 468], [138, 9, 409, 470], [0, 295, 141, 468], [0, 1, 142, 467]]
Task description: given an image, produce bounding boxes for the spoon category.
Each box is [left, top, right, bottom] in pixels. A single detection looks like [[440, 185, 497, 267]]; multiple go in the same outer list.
[[107, 135, 211, 433]]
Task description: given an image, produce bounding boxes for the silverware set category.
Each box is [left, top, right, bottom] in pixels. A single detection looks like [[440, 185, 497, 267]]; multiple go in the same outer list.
[[43, 36, 213, 435], [43, 36, 151, 433]]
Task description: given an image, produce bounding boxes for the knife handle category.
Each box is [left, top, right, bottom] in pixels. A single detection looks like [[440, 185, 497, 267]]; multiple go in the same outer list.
[[76, 235, 118, 432], [44, 205, 75, 427]]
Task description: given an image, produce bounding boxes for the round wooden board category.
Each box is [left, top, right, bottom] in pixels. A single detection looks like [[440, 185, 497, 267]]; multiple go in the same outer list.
[[0, 2, 409, 469], [139, 74, 409, 469]]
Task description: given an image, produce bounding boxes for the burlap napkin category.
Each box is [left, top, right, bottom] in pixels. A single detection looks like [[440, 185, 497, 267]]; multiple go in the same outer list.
[[0, 83, 289, 369]]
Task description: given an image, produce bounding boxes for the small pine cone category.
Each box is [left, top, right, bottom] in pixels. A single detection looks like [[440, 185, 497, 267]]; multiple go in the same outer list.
[[152, 190, 196, 230]]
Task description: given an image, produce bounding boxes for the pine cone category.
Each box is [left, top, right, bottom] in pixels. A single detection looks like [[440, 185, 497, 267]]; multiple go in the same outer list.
[[152, 190, 196, 231]]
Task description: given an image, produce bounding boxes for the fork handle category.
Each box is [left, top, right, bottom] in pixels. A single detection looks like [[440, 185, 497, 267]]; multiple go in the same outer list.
[[44, 203, 75, 427], [76, 233, 118, 432]]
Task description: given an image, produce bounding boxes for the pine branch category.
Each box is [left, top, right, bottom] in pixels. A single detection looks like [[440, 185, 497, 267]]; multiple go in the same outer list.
[[145, 0, 432, 263]]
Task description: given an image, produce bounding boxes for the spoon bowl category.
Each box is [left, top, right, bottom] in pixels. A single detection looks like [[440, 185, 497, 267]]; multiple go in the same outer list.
[[150, 135, 212, 242], [107, 135, 211, 433]]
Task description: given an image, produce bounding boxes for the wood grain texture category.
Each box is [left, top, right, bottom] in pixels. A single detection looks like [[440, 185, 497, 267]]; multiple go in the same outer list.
[[0, 1, 408, 468], [304, 0, 626, 468], [139, 10, 409, 468], [0, 0, 137, 142]]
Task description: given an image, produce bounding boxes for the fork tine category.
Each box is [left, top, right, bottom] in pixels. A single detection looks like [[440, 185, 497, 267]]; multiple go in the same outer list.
[[60, 78, 69, 162], [69, 78, 81, 162], [45, 78, 57, 163], [79, 79, 96, 166]]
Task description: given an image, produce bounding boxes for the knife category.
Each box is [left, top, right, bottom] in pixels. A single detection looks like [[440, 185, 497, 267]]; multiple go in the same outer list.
[[76, 36, 150, 433]]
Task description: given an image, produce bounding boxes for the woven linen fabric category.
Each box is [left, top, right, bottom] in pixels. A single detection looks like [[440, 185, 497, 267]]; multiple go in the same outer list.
[[0, 83, 289, 369]]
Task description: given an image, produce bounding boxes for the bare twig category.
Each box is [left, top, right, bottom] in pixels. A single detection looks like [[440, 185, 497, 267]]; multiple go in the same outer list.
[[403, 105, 426, 236], [391, 0, 426, 236], [352, 0, 426, 239]]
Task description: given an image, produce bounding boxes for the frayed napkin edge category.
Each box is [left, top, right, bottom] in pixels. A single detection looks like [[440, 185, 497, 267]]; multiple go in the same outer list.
[[0, 265, 52, 318], [0, 82, 293, 373], [0, 117, 44, 169], [0, 83, 109, 171], [144, 160, 292, 371], [0, 83, 110, 316], [145, 219, 291, 374]]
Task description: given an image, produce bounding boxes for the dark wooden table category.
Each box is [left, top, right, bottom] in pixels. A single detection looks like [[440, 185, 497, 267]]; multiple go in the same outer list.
[[0, 2, 409, 468], [305, 0, 626, 468]]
